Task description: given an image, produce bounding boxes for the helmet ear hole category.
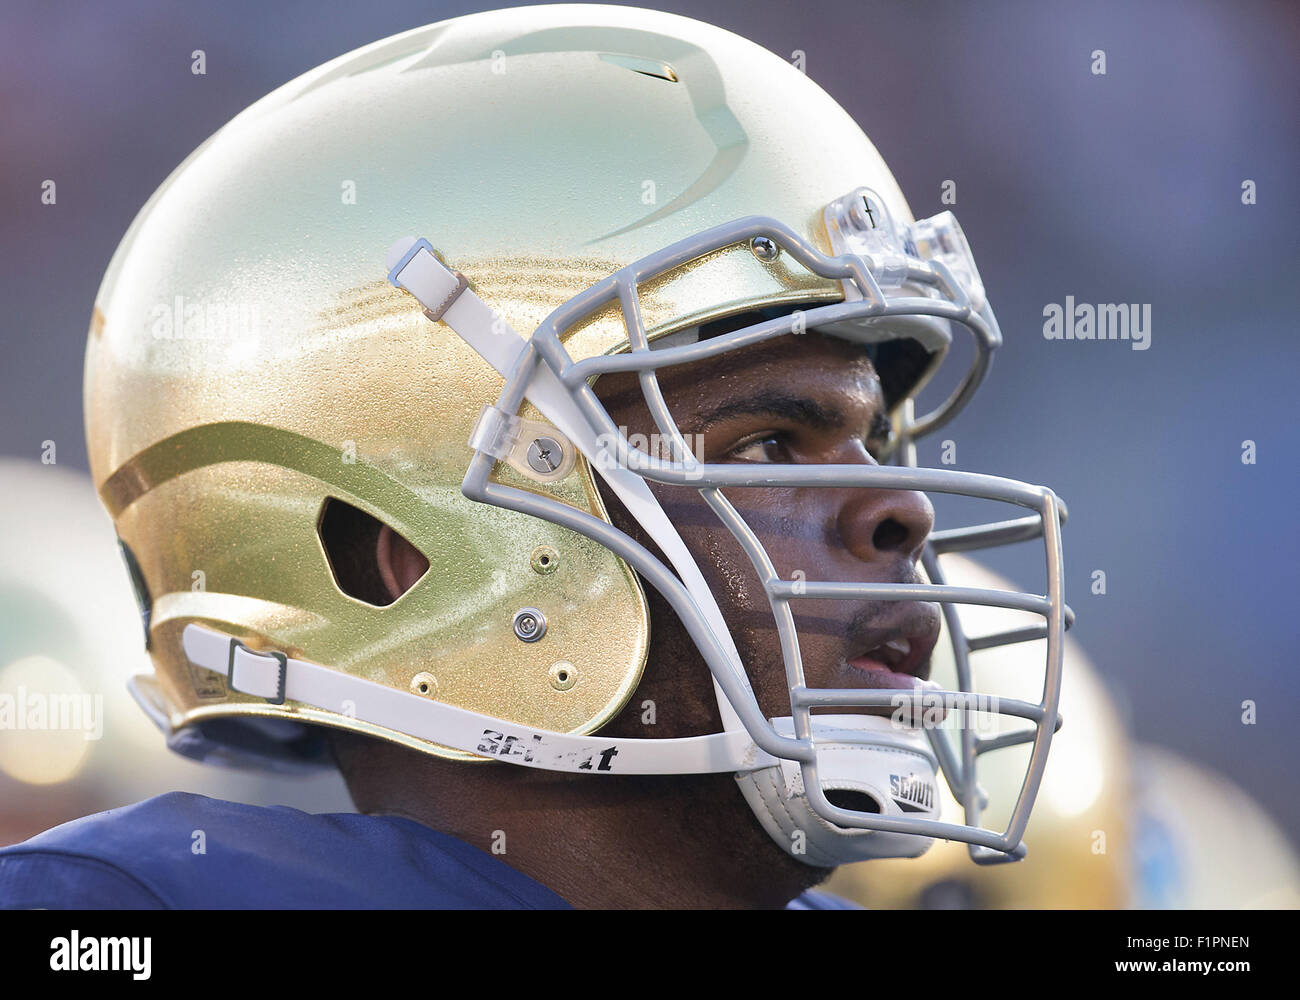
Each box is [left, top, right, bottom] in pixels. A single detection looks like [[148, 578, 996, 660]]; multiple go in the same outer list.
[[317, 497, 427, 606]]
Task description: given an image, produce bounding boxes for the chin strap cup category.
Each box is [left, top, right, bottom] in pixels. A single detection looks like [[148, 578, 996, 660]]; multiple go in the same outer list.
[[735, 715, 940, 867]]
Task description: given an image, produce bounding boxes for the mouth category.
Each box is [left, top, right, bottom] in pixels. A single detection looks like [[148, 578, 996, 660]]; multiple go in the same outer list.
[[843, 604, 942, 692]]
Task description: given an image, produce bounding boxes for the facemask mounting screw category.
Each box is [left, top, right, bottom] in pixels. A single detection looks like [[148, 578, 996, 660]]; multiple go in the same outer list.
[[526, 437, 564, 474], [513, 607, 547, 642], [750, 236, 780, 261]]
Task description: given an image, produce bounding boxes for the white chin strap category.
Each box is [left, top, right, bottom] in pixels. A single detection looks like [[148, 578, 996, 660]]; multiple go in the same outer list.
[[738, 715, 939, 867]]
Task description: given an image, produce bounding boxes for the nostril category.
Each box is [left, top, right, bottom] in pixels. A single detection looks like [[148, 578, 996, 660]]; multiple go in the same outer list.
[[872, 517, 909, 552], [837, 490, 934, 564]]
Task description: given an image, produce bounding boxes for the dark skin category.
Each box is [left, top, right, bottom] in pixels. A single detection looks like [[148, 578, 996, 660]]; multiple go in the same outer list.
[[330, 330, 937, 909]]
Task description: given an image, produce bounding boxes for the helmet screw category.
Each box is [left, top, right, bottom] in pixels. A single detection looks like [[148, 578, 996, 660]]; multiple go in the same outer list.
[[750, 236, 780, 261], [526, 437, 564, 474], [512, 607, 547, 642]]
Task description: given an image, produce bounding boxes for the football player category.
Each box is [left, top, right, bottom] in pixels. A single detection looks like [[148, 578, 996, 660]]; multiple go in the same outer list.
[[0, 5, 1068, 909]]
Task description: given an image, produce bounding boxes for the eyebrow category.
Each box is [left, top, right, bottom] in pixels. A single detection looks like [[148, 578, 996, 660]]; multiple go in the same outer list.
[[699, 393, 843, 430], [697, 392, 892, 441]]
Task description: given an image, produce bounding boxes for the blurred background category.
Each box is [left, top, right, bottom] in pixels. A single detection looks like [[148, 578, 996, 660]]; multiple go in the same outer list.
[[0, 0, 1296, 906]]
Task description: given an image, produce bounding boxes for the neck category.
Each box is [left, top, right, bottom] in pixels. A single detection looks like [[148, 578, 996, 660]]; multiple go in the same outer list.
[[344, 747, 823, 908]]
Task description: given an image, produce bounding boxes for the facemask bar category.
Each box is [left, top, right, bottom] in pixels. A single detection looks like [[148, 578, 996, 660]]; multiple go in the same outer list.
[[557, 215, 999, 445], [896, 405, 1070, 862], [435, 207, 1071, 863], [544, 406, 1066, 862]]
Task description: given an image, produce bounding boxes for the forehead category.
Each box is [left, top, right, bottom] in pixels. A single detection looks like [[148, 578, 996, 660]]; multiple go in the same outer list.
[[596, 331, 882, 414]]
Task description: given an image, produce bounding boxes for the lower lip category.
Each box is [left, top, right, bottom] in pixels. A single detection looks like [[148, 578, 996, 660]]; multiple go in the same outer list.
[[846, 656, 947, 723], [846, 656, 926, 690]]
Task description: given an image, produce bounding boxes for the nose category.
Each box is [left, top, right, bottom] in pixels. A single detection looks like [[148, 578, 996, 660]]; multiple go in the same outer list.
[[835, 479, 935, 566]]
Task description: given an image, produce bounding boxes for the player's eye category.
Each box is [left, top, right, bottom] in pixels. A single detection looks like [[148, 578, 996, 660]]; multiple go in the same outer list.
[[726, 432, 793, 464], [865, 413, 893, 462]]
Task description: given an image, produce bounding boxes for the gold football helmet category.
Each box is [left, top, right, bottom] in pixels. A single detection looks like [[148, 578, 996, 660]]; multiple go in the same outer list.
[[85, 5, 1069, 865]]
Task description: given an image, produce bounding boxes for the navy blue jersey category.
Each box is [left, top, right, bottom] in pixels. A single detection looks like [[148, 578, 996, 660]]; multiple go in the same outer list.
[[0, 793, 858, 909]]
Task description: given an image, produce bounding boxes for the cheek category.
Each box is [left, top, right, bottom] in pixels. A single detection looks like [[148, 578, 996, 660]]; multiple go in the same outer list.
[[654, 488, 848, 718], [687, 489, 839, 583], [654, 488, 776, 614]]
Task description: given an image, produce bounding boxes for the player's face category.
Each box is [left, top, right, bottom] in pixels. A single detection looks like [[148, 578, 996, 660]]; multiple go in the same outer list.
[[593, 330, 941, 733]]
